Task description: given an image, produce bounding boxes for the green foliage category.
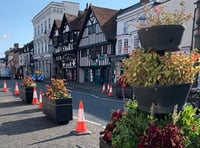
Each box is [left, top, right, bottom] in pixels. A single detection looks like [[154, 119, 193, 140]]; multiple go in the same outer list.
[[111, 100, 149, 148], [121, 49, 200, 86], [177, 104, 200, 147]]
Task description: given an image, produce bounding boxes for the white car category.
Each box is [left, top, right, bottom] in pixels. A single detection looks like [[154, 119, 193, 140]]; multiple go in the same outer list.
[[0, 68, 11, 79]]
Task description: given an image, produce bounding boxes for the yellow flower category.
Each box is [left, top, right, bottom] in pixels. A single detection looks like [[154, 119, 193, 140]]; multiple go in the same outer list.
[[44, 78, 71, 99]]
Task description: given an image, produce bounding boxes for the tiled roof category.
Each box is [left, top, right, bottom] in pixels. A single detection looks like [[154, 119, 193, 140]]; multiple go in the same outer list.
[[49, 19, 61, 38], [64, 13, 77, 23], [90, 6, 118, 26], [55, 19, 62, 28], [78, 5, 119, 43]]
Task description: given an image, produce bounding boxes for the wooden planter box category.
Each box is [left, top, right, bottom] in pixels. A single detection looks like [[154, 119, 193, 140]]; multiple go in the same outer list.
[[19, 87, 34, 104], [42, 96, 73, 124], [99, 137, 113, 148]]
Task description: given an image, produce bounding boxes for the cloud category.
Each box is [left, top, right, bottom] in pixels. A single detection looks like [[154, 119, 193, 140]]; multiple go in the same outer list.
[[0, 33, 9, 40]]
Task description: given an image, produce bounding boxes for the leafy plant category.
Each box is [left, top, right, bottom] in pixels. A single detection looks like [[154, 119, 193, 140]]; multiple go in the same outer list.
[[137, 0, 191, 28], [44, 78, 71, 99], [100, 109, 123, 145], [177, 104, 200, 147], [21, 76, 36, 87], [101, 100, 200, 147], [111, 100, 149, 148], [121, 49, 200, 86]]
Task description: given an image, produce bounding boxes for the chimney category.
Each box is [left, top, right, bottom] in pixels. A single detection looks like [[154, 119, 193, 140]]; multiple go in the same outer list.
[[86, 3, 88, 9], [14, 43, 19, 49], [140, 0, 149, 3]]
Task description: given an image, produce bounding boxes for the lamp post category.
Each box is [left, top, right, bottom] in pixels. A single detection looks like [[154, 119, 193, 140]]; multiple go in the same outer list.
[[46, 60, 52, 79]]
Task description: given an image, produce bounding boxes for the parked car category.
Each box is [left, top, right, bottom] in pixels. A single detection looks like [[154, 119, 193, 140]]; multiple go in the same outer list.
[[0, 67, 11, 79]]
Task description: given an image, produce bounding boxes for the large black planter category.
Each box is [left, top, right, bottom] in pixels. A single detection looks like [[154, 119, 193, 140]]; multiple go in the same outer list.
[[19, 87, 34, 104], [138, 25, 184, 52], [133, 83, 192, 114], [99, 137, 113, 148], [115, 86, 133, 99], [42, 96, 73, 124]]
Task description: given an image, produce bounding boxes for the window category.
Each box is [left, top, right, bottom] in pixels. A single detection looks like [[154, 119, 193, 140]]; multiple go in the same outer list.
[[134, 35, 139, 48], [88, 25, 96, 34], [38, 25, 40, 35], [41, 23, 43, 33], [48, 18, 51, 29], [44, 20, 47, 32], [118, 39, 122, 54], [123, 22, 128, 34], [88, 13, 96, 34], [34, 27, 37, 36], [124, 38, 128, 50]]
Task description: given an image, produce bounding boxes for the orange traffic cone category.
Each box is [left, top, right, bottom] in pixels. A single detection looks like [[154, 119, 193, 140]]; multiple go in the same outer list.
[[102, 83, 106, 94], [75, 100, 91, 135], [3, 80, 8, 92], [14, 82, 20, 95], [32, 87, 39, 105], [38, 89, 43, 109], [108, 84, 113, 97], [107, 83, 110, 93]]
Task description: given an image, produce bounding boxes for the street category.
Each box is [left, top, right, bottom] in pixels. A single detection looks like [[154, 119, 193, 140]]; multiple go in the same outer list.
[[0, 79, 124, 148], [0, 79, 124, 126]]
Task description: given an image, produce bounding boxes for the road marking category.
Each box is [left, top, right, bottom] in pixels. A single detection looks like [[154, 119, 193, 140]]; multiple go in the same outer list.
[[73, 116, 104, 128], [90, 94, 99, 99], [71, 90, 124, 103]]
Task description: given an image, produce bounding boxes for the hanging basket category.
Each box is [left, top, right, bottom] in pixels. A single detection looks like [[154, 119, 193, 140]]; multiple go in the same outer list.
[[138, 25, 185, 52], [133, 83, 192, 114]]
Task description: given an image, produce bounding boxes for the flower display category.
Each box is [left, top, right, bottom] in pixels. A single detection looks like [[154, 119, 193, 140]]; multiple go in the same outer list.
[[100, 109, 123, 144], [21, 76, 35, 87], [116, 75, 128, 88], [120, 49, 200, 86], [44, 78, 71, 99], [101, 100, 200, 147], [137, 0, 192, 28]]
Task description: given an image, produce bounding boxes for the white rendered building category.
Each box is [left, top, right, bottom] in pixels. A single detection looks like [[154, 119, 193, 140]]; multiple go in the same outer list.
[[114, 0, 195, 82]]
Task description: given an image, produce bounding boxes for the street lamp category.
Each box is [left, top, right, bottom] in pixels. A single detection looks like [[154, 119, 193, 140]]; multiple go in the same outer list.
[[46, 60, 52, 79]]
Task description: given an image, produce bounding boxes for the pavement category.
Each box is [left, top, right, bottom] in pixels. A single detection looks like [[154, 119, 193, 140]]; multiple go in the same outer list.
[[0, 84, 107, 148]]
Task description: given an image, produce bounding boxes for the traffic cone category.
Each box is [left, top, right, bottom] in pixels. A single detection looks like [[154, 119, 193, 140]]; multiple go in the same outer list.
[[107, 83, 110, 93], [108, 83, 113, 97], [38, 89, 43, 109], [102, 83, 106, 94], [75, 100, 91, 135], [3, 80, 8, 92], [14, 82, 20, 95], [32, 87, 39, 105]]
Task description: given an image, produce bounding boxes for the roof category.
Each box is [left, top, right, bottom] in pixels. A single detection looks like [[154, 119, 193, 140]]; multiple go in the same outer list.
[[49, 19, 62, 38], [78, 5, 119, 44]]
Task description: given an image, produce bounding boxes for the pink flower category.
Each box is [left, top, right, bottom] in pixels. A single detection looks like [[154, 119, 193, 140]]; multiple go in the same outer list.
[[154, 6, 161, 14]]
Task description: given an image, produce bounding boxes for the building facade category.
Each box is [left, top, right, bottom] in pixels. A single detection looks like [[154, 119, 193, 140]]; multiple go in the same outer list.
[[77, 5, 118, 84], [32, 1, 80, 79], [50, 11, 84, 81]]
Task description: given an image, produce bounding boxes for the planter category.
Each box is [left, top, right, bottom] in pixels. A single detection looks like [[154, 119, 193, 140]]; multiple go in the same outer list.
[[19, 87, 34, 104], [115, 86, 133, 99], [133, 83, 192, 114], [42, 96, 73, 124], [99, 137, 113, 148], [138, 25, 184, 52]]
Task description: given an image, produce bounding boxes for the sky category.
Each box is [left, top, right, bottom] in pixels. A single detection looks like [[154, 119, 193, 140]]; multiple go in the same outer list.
[[0, 0, 139, 58]]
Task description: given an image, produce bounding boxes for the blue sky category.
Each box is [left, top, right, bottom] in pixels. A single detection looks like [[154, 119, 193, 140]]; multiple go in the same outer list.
[[0, 0, 139, 58]]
